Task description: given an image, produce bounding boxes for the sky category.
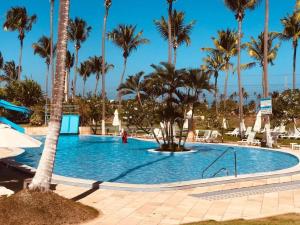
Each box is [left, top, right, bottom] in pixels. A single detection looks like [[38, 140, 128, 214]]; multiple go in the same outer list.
[[0, 0, 298, 100]]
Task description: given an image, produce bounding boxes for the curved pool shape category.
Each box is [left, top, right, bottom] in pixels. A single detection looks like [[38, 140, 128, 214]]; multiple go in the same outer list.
[[15, 135, 299, 184]]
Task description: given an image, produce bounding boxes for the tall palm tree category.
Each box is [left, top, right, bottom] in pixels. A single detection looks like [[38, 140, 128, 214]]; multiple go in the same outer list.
[[245, 32, 280, 89], [166, 0, 177, 64], [296, 0, 300, 21], [118, 71, 145, 106], [224, 0, 261, 137], [78, 61, 92, 97], [202, 51, 226, 116], [67, 17, 92, 97], [29, 0, 70, 191], [280, 13, 300, 90], [0, 52, 3, 70], [88, 55, 114, 96], [154, 10, 195, 66], [101, 0, 112, 135], [32, 36, 55, 98], [107, 24, 149, 106], [3, 7, 37, 80], [65, 50, 74, 102], [50, 0, 55, 94]]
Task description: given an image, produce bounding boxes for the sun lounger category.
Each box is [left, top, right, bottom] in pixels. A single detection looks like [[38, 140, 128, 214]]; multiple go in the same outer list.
[[196, 130, 212, 142], [237, 132, 260, 146], [244, 127, 252, 137], [207, 130, 220, 143], [225, 128, 239, 137]]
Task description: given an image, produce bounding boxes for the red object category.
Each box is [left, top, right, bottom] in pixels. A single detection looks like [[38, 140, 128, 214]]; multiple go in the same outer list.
[[122, 131, 128, 143]]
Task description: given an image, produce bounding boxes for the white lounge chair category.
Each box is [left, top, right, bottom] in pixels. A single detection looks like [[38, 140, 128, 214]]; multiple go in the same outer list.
[[225, 128, 239, 137], [244, 127, 252, 137], [196, 130, 212, 142], [207, 130, 220, 142], [238, 132, 261, 146]]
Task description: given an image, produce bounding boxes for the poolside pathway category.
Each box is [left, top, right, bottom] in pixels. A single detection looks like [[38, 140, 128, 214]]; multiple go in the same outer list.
[[54, 173, 300, 225]]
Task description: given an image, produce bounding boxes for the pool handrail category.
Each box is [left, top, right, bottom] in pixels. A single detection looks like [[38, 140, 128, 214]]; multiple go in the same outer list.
[[201, 147, 237, 178]]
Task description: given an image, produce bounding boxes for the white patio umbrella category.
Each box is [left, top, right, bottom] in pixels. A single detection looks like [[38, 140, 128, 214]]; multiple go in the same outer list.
[[112, 110, 120, 127], [112, 110, 121, 134], [222, 118, 228, 129], [183, 110, 193, 129], [253, 110, 262, 132], [241, 120, 246, 132], [0, 124, 41, 148]]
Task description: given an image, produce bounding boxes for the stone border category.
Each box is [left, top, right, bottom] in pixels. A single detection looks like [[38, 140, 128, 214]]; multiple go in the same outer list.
[[6, 136, 300, 192]]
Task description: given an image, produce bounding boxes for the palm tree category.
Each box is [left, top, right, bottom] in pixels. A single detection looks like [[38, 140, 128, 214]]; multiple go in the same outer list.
[[0, 52, 3, 70], [224, 0, 261, 136], [3, 7, 37, 80], [101, 0, 112, 135], [50, 0, 55, 94], [296, 0, 300, 21], [67, 17, 92, 97], [280, 13, 300, 90], [166, 0, 177, 64], [245, 32, 280, 90], [32, 36, 55, 98], [118, 71, 145, 106], [65, 50, 74, 102], [202, 51, 226, 116], [88, 56, 114, 96], [78, 61, 92, 97], [1, 61, 19, 82], [107, 24, 149, 106], [207, 29, 238, 102], [29, 0, 70, 191], [154, 10, 195, 66]]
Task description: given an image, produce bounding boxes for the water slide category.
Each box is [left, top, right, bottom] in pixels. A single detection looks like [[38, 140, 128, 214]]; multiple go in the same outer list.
[[60, 115, 80, 134], [0, 100, 31, 133]]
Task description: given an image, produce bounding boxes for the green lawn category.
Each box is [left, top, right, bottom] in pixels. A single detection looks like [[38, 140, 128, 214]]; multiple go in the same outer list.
[[183, 214, 300, 225]]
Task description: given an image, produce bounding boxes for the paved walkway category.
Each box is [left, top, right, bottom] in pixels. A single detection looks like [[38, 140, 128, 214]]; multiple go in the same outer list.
[[54, 174, 300, 225]]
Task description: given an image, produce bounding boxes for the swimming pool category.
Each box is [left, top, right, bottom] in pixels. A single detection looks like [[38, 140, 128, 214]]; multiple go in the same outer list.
[[15, 135, 299, 184]]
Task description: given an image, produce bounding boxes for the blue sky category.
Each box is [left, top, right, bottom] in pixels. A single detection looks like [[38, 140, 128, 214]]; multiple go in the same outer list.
[[0, 0, 298, 99]]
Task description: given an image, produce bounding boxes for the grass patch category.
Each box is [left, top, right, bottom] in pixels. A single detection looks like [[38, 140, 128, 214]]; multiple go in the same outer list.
[[278, 138, 300, 146], [0, 190, 99, 225], [183, 214, 300, 225]]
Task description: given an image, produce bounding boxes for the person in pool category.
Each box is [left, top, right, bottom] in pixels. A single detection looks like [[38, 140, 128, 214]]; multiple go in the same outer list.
[[122, 131, 128, 143]]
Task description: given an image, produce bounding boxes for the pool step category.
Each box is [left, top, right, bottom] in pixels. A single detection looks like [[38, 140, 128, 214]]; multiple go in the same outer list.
[[191, 180, 300, 201]]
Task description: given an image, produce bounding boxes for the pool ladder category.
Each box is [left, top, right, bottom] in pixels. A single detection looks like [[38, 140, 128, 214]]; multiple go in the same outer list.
[[201, 147, 238, 179]]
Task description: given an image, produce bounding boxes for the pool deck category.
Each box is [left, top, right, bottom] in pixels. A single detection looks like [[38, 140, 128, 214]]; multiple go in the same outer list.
[[3, 144, 300, 224]]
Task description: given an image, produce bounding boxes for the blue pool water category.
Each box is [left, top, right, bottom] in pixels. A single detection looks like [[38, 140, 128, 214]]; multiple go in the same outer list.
[[15, 136, 299, 184]]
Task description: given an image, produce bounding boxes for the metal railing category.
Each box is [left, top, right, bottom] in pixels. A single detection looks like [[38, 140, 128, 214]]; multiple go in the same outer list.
[[201, 147, 238, 179], [212, 167, 229, 178]]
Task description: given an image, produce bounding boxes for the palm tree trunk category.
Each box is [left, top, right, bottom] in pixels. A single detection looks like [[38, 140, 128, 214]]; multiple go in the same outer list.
[[173, 47, 177, 66], [264, 0, 272, 148], [83, 79, 86, 97], [64, 70, 69, 102], [118, 57, 127, 108], [223, 67, 229, 112], [293, 40, 298, 90], [215, 76, 218, 116], [29, 0, 70, 191], [167, 1, 173, 64], [94, 75, 99, 96], [50, 0, 55, 97], [18, 39, 23, 80], [102, 5, 110, 135], [237, 19, 244, 138], [45, 64, 50, 126], [73, 46, 79, 97]]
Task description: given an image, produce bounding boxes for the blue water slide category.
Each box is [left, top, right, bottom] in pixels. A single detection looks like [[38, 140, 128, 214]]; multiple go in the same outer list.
[[60, 115, 80, 134], [0, 116, 25, 133], [0, 100, 31, 115]]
